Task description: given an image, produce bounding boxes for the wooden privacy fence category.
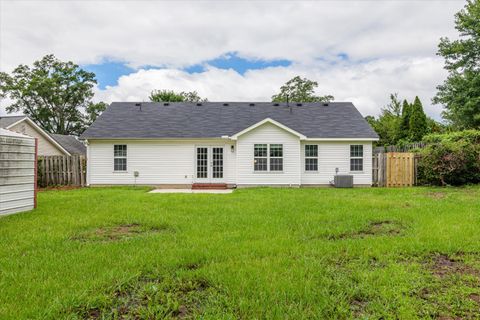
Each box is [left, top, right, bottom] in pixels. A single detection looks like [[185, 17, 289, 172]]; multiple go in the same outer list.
[[373, 152, 420, 187], [37, 155, 86, 187]]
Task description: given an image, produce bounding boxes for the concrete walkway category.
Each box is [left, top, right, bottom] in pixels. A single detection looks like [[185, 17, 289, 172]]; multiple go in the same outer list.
[[149, 189, 233, 194]]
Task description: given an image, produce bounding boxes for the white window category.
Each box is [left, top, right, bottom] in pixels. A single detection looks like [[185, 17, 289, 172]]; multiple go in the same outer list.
[[254, 144, 268, 171], [305, 145, 318, 171], [350, 145, 363, 171], [114, 145, 127, 171], [254, 144, 283, 172], [269, 144, 283, 171]]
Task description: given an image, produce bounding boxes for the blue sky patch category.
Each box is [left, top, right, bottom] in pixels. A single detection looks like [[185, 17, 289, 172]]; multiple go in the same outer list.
[[83, 52, 292, 89], [82, 61, 136, 89], [184, 52, 292, 75]]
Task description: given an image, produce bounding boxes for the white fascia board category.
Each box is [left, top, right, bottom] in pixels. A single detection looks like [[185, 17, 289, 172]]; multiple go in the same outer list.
[[302, 137, 379, 141], [230, 118, 307, 140]]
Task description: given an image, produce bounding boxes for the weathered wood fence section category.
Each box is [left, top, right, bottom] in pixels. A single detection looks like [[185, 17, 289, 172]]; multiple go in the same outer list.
[[37, 155, 86, 187], [372, 152, 419, 187]]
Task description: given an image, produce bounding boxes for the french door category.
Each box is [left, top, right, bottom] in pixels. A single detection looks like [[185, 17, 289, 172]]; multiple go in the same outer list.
[[195, 146, 224, 182]]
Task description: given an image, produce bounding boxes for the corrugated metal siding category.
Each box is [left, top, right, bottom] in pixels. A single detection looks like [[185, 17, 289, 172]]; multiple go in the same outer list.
[[88, 140, 235, 185], [236, 122, 301, 186], [0, 134, 35, 216], [300, 141, 373, 185]]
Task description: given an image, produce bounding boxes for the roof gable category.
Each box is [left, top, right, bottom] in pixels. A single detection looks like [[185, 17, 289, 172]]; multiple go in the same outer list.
[[1, 116, 71, 155], [230, 118, 306, 140]]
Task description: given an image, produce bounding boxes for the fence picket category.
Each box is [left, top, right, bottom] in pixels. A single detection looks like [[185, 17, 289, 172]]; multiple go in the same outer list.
[[36, 155, 86, 187]]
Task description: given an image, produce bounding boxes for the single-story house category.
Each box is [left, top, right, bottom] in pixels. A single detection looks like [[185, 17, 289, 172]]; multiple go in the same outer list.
[[0, 116, 86, 156], [80, 102, 379, 188]]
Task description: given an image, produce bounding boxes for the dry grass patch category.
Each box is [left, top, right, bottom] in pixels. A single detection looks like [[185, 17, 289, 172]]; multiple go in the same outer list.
[[416, 252, 480, 319], [328, 220, 404, 240], [71, 223, 172, 242], [67, 274, 219, 319], [425, 191, 448, 199]]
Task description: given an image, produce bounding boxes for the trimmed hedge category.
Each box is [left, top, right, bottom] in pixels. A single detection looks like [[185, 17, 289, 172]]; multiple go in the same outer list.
[[418, 130, 480, 186]]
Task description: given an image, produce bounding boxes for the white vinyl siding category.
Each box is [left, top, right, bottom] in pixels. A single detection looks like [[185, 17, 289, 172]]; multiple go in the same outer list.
[[236, 122, 301, 186], [86, 133, 373, 187], [300, 141, 372, 186], [87, 140, 235, 185]]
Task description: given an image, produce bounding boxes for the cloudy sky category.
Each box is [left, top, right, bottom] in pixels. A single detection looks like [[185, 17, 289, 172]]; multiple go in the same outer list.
[[0, 0, 465, 119]]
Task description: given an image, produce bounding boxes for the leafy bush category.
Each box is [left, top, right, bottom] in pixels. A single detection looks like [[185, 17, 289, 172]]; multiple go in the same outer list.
[[423, 130, 480, 144], [418, 130, 480, 185]]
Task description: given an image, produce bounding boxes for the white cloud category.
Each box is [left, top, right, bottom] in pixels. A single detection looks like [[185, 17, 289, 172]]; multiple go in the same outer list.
[[94, 56, 446, 120], [0, 0, 463, 118]]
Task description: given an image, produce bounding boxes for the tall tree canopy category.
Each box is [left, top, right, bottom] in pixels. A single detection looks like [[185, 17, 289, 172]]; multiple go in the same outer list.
[[149, 89, 207, 103], [367, 94, 444, 146], [365, 93, 402, 145], [409, 96, 428, 141], [271, 76, 334, 103], [0, 54, 103, 135], [398, 100, 412, 140], [433, 0, 480, 129]]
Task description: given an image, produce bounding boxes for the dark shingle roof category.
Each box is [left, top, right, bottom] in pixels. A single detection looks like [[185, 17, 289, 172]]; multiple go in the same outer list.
[[80, 102, 378, 139], [0, 116, 27, 128], [50, 134, 86, 155]]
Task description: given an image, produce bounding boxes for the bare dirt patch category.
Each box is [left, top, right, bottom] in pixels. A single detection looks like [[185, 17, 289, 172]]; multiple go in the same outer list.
[[328, 220, 404, 240], [68, 274, 218, 319], [469, 293, 480, 304], [38, 185, 82, 192], [416, 252, 480, 319], [425, 191, 447, 199], [429, 253, 480, 278], [350, 298, 368, 318], [71, 223, 171, 242]]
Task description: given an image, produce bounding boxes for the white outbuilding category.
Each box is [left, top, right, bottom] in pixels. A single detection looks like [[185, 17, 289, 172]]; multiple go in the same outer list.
[[0, 128, 37, 216]]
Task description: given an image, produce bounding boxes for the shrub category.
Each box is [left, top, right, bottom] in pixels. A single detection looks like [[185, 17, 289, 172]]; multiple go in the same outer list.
[[418, 130, 480, 186]]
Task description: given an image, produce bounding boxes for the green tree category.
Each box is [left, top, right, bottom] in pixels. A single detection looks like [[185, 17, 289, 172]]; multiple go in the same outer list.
[[409, 96, 428, 141], [85, 101, 108, 125], [433, 0, 480, 129], [271, 76, 334, 102], [365, 93, 402, 145], [0, 54, 97, 135], [398, 100, 412, 140], [149, 89, 207, 102]]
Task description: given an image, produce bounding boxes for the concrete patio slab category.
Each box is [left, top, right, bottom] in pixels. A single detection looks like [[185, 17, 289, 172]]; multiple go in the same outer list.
[[149, 189, 233, 194]]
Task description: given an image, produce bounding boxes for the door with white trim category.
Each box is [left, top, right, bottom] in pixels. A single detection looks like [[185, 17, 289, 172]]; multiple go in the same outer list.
[[195, 146, 225, 182]]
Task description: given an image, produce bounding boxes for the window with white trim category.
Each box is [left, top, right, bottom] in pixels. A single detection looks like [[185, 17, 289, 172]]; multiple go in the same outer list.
[[269, 144, 283, 171], [350, 145, 363, 171], [254, 144, 268, 171], [305, 145, 318, 171], [254, 144, 283, 172], [114, 145, 127, 171]]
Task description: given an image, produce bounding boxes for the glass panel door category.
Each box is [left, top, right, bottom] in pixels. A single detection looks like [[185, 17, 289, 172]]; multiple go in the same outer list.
[[212, 147, 224, 179], [196, 147, 208, 179]]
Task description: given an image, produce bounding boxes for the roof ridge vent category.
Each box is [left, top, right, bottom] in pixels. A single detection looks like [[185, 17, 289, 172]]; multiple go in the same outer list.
[[296, 103, 302, 106], [323, 103, 329, 106], [196, 103, 202, 106], [223, 103, 229, 106], [249, 103, 255, 106], [273, 103, 279, 106], [163, 102, 169, 106], [135, 103, 141, 106]]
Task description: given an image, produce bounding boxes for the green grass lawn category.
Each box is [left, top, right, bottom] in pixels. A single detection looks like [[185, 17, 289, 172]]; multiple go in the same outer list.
[[1, 186, 480, 319]]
